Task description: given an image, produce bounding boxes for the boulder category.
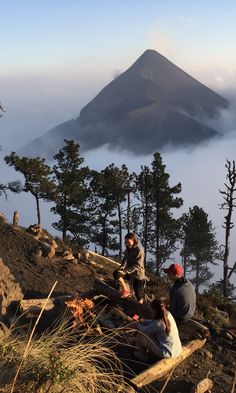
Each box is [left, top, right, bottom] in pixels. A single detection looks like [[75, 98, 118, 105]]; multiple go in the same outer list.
[[39, 242, 56, 258], [63, 250, 75, 261], [0, 213, 7, 223], [0, 257, 23, 317]]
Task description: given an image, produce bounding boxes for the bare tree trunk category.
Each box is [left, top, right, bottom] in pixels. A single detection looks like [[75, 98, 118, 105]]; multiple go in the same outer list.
[[127, 188, 131, 233], [155, 204, 160, 275], [195, 258, 200, 295], [143, 201, 148, 265], [62, 193, 67, 240], [35, 195, 41, 225], [118, 202, 122, 259], [102, 214, 107, 256], [220, 160, 236, 298]]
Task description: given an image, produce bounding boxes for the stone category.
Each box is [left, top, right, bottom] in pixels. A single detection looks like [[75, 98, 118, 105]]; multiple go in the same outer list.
[[39, 241, 56, 258], [0, 257, 23, 317], [63, 251, 75, 261], [225, 332, 234, 340], [0, 213, 7, 222], [202, 349, 213, 360]]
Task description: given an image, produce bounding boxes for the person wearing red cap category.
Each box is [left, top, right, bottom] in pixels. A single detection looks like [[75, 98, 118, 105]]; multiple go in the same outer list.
[[163, 263, 196, 323]]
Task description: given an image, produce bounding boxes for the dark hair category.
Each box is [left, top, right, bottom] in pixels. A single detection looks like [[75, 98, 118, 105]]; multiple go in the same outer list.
[[151, 297, 171, 334], [124, 232, 139, 246]]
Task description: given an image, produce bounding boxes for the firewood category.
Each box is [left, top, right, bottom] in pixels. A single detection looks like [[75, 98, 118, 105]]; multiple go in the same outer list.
[[20, 295, 71, 313], [191, 377, 213, 393], [131, 339, 206, 388]]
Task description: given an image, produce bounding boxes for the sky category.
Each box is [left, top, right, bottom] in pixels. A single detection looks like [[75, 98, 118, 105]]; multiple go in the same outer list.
[[1, 0, 236, 149], [0, 0, 236, 285]]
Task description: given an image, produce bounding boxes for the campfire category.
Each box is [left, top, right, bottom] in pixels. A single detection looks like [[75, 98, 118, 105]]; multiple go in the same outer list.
[[65, 297, 96, 329]]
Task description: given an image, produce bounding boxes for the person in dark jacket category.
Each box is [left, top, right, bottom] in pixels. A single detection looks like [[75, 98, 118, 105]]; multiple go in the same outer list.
[[163, 263, 196, 323], [113, 232, 145, 304]]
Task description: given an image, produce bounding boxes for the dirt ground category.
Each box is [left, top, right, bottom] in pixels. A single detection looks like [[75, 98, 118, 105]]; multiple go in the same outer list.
[[0, 220, 115, 298], [0, 219, 235, 393]]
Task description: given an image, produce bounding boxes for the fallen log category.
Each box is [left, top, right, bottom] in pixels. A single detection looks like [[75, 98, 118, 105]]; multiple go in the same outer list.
[[20, 295, 71, 313], [178, 319, 210, 339], [94, 278, 152, 319], [131, 338, 206, 388], [85, 250, 120, 267], [191, 377, 213, 393]]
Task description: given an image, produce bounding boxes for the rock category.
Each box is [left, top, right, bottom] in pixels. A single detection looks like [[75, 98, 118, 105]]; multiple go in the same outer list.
[[224, 332, 234, 340], [0, 257, 23, 317], [39, 237, 58, 249], [63, 250, 75, 261], [201, 349, 213, 360], [0, 213, 7, 222], [27, 224, 43, 239], [39, 241, 56, 258], [80, 250, 91, 262]]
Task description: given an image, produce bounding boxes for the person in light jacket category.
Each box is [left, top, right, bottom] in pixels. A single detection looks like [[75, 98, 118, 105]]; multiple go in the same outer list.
[[134, 297, 182, 362], [113, 232, 145, 304]]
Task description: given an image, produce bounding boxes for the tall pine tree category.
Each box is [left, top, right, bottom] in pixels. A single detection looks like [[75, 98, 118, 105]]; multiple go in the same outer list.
[[51, 140, 90, 245], [4, 152, 54, 225], [150, 152, 183, 274], [180, 206, 219, 293], [89, 169, 119, 255]]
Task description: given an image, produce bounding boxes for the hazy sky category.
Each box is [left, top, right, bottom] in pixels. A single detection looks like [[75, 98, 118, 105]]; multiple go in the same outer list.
[[1, 1, 236, 285], [1, 0, 236, 150]]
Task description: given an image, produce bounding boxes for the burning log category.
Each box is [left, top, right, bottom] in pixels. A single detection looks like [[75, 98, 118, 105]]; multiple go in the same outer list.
[[65, 297, 96, 329]]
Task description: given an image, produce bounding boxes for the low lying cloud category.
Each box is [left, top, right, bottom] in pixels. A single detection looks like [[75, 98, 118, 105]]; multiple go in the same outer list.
[[1, 127, 236, 285]]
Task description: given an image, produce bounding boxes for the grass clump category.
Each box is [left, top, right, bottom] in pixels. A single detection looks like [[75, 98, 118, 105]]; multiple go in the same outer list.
[[0, 322, 129, 393]]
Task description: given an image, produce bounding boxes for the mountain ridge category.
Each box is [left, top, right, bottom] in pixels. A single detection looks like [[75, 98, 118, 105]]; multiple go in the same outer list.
[[19, 49, 229, 158]]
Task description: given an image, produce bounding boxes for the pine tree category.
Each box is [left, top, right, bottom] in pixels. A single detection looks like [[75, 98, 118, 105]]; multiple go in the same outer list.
[[150, 152, 183, 274], [51, 140, 90, 245], [89, 169, 119, 255], [4, 152, 54, 224], [181, 206, 219, 293], [134, 165, 153, 264]]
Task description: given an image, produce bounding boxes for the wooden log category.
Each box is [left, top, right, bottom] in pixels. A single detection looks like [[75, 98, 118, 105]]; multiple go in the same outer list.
[[94, 278, 152, 319], [20, 295, 71, 313], [191, 377, 213, 393], [131, 338, 206, 388], [85, 250, 120, 267], [178, 319, 210, 339], [13, 211, 19, 227]]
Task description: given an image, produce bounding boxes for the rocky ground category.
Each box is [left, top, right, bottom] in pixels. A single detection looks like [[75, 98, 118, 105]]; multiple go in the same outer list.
[[0, 218, 235, 393]]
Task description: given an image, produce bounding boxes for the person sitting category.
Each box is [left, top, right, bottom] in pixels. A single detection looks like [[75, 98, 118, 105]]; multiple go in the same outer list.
[[134, 297, 182, 362], [113, 232, 145, 304], [163, 263, 196, 323]]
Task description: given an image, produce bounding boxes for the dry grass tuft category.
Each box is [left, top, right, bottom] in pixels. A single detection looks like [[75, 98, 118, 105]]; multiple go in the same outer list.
[[0, 321, 130, 393]]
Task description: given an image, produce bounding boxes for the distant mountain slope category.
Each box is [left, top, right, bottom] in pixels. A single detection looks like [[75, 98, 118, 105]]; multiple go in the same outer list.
[[19, 49, 229, 158]]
